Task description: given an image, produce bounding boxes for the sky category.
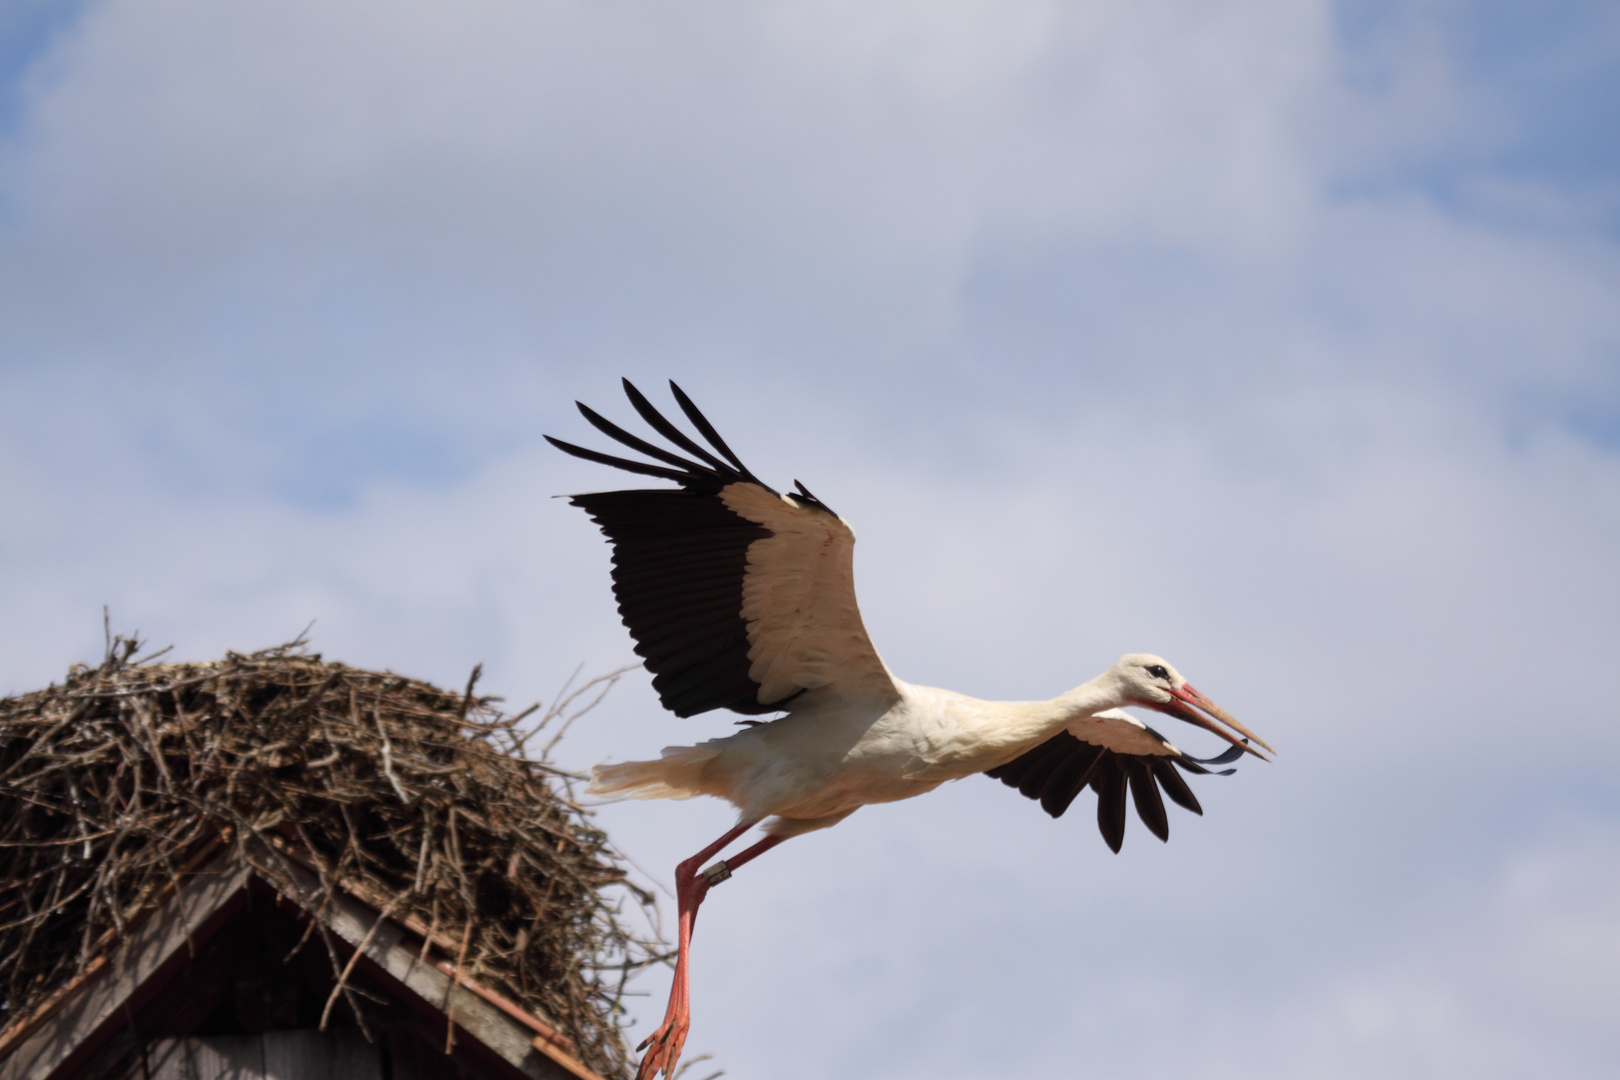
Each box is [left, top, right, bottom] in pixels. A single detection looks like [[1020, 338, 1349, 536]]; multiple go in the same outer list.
[[2, 1, 1617, 1077]]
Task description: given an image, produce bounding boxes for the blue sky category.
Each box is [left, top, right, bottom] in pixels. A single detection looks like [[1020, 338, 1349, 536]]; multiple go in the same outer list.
[[2, 3, 1617, 1077]]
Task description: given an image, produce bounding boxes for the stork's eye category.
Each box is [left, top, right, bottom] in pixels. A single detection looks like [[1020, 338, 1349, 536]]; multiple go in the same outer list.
[[1145, 665, 1169, 680]]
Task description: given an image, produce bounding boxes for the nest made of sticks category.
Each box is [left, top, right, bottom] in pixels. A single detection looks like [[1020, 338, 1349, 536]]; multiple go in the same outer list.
[[0, 636, 657, 1078]]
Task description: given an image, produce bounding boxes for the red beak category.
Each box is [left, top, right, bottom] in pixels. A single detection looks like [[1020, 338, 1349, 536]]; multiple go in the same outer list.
[[1158, 683, 1274, 760]]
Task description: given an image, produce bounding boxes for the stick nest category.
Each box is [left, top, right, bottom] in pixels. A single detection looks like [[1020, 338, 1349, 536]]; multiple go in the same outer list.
[[0, 637, 655, 1078]]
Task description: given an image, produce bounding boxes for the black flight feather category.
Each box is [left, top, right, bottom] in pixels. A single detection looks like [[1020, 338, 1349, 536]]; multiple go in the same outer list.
[[1093, 763, 1128, 854], [576, 401, 710, 474], [550, 383, 828, 718], [1126, 760, 1170, 842], [1038, 741, 1107, 819], [986, 729, 1232, 850], [1152, 759, 1203, 815], [669, 380, 757, 481], [621, 378, 736, 477], [545, 436, 696, 484]]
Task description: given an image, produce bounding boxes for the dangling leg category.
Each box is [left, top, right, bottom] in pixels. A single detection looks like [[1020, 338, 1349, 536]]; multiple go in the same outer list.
[[636, 826, 789, 1080]]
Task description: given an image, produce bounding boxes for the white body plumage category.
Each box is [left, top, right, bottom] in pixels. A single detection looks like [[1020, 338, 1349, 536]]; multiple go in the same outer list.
[[592, 669, 1199, 837]]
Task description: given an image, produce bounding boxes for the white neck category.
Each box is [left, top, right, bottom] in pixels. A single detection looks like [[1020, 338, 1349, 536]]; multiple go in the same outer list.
[[983, 672, 1133, 750], [1048, 672, 1130, 723], [888, 669, 1137, 779]]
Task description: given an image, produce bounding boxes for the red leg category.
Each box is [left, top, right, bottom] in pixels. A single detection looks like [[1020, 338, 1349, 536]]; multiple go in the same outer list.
[[635, 826, 788, 1080]]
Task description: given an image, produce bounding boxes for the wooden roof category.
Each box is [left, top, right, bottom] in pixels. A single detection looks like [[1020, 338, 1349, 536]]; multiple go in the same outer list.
[[0, 845, 610, 1080]]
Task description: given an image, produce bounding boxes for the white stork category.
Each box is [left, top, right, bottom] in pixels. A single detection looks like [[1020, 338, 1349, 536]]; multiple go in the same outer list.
[[547, 380, 1272, 1080]]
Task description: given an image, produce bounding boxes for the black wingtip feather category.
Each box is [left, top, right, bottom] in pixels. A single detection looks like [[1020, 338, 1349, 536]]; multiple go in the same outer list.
[[1094, 765, 1127, 853], [1154, 760, 1204, 815], [669, 380, 759, 482], [620, 379, 737, 476], [576, 401, 708, 473], [986, 732, 1227, 850], [1127, 761, 1170, 843], [545, 436, 696, 484]]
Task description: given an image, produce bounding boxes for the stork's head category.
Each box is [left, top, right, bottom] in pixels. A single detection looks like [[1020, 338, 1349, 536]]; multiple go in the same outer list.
[[1109, 653, 1273, 760]]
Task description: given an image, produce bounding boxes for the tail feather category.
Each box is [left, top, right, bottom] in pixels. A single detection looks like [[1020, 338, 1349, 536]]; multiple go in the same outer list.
[[588, 745, 719, 801]]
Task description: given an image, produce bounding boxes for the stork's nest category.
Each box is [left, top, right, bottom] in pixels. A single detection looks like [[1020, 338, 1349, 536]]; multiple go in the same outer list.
[[0, 637, 655, 1078]]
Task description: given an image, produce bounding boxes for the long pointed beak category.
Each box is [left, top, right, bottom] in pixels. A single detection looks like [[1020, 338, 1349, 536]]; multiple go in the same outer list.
[[1163, 684, 1275, 760]]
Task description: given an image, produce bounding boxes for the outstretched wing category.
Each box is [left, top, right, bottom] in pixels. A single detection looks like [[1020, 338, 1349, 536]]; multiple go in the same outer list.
[[547, 379, 900, 719], [984, 709, 1246, 852]]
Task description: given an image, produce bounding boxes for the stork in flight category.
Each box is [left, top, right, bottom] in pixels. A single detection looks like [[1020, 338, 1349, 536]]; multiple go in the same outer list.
[[547, 380, 1272, 1080]]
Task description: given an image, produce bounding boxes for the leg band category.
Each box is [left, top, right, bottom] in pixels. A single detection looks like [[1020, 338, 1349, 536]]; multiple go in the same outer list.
[[699, 860, 732, 886]]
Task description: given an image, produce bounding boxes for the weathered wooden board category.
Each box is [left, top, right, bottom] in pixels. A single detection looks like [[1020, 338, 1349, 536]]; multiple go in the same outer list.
[[388, 1026, 465, 1080], [145, 1030, 382, 1080], [148, 1035, 264, 1080], [263, 1029, 381, 1080], [268, 856, 577, 1080], [0, 863, 251, 1080], [0, 847, 598, 1080]]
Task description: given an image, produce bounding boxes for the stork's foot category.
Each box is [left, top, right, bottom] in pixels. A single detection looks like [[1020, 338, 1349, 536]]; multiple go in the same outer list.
[[635, 1011, 690, 1080]]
